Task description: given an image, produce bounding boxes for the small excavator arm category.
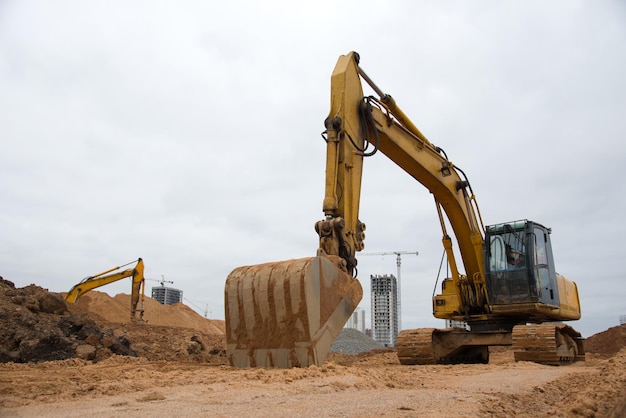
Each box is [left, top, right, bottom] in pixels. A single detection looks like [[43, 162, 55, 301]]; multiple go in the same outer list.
[[65, 258, 145, 320]]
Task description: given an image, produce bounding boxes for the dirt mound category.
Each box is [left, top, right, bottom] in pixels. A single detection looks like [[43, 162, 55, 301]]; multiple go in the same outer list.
[[584, 324, 626, 355], [0, 278, 226, 365], [68, 291, 225, 334], [480, 348, 626, 417], [0, 278, 137, 363]]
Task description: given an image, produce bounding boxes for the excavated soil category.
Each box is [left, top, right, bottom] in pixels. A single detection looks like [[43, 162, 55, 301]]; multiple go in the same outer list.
[[1, 277, 625, 417]]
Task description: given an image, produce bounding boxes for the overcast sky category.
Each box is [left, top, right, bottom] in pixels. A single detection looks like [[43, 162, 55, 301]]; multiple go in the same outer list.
[[1, 1, 624, 338]]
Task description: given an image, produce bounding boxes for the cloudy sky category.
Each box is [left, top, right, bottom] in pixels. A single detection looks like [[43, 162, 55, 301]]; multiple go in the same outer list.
[[1, 1, 624, 338]]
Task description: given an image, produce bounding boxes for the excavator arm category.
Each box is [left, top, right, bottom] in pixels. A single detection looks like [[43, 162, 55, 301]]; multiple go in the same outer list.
[[317, 51, 487, 315], [65, 258, 145, 320]]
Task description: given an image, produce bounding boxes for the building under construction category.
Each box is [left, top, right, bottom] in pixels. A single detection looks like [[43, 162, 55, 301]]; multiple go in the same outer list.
[[371, 274, 399, 347], [151, 285, 183, 305]]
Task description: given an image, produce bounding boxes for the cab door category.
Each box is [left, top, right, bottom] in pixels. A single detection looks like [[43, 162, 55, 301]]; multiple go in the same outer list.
[[532, 226, 559, 306]]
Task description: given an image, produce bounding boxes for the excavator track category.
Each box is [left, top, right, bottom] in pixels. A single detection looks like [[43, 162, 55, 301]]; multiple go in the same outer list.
[[396, 328, 437, 365], [512, 324, 585, 365], [397, 324, 586, 366], [396, 328, 495, 365]]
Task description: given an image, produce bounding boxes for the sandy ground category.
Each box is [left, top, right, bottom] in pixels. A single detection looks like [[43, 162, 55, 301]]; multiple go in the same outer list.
[[2, 350, 626, 417], [1, 282, 626, 417]]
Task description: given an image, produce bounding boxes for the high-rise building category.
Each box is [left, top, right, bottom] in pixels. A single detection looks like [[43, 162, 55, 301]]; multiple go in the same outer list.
[[345, 307, 366, 334], [371, 274, 398, 347], [151, 286, 183, 305]]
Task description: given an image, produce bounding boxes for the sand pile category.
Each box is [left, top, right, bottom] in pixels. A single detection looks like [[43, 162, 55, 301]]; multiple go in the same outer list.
[[69, 291, 225, 335], [65, 291, 227, 364], [584, 323, 626, 355]]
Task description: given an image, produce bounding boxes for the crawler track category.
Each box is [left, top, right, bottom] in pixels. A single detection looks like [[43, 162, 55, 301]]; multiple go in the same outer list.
[[396, 328, 437, 365], [396, 328, 493, 365], [512, 323, 586, 365], [397, 324, 586, 366]]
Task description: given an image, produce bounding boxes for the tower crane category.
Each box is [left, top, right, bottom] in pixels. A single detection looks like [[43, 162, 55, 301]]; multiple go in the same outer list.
[[362, 251, 419, 330], [146, 275, 174, 287]]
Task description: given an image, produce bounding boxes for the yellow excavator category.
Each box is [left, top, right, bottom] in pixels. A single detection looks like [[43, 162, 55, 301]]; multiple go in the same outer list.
[[65, 258, 146, 320], [224, 52, 584, 368]]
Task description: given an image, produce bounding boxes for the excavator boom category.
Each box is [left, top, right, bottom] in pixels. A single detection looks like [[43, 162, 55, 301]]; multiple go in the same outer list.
[[65, 258, 145, 320]]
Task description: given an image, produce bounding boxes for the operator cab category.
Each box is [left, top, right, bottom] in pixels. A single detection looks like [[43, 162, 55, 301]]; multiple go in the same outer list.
[[485, 220, 559, 307]]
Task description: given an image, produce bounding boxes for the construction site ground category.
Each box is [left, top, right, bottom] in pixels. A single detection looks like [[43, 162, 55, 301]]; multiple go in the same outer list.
[[1, 279, 625, 417]]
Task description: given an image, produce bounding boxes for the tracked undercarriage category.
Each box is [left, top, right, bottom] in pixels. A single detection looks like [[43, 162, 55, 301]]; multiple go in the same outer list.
[[396, 324, 585, 366]]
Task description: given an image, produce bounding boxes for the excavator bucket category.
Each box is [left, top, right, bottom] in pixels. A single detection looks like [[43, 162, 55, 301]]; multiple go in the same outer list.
[[224, 255, 363, 368]]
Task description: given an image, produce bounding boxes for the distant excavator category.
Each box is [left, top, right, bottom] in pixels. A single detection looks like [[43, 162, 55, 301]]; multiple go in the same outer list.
[[224, 52, 584, 368], [65, 258, 145, 320]]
